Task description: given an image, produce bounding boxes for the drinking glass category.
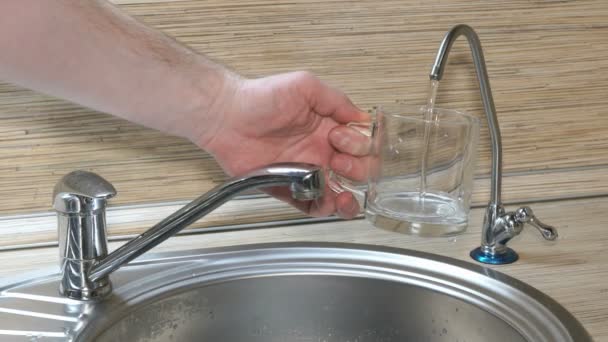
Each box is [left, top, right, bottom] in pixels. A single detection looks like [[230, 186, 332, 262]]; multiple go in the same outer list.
[[330, 104, 479, 237]]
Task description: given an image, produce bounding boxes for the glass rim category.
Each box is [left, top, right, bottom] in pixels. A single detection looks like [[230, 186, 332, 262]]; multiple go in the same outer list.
[[374, 104, 480, 125]]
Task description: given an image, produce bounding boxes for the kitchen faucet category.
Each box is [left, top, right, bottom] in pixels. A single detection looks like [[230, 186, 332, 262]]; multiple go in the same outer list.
[[429, 24, 558, 264], [53, 163, 323, 300]]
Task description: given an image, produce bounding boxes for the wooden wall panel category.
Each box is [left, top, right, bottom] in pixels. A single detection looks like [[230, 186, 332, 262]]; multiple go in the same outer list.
[[1, 0, 607, 218]]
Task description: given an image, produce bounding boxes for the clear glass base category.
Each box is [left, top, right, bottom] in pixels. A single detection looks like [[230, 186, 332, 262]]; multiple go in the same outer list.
[[365, 191, 468, 237], [366, 211, 467, 237]]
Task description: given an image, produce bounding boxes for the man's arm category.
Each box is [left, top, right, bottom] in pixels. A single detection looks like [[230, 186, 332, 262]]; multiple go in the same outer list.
[[0, 0, 369, 218], [0, 0, 234, 142]]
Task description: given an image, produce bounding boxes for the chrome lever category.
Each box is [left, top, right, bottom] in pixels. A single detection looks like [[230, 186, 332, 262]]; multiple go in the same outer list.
[[514, 206, 558, 241], [53, 171, 117, 300], [54, 163, 324, 301]]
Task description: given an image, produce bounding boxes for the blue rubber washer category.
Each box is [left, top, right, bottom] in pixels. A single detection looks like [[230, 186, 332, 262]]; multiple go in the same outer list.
[[470, 247, 519, 265]]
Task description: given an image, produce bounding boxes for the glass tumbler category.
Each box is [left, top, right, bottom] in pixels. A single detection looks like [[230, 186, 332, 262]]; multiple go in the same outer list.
[[330, 104, 479, 237]]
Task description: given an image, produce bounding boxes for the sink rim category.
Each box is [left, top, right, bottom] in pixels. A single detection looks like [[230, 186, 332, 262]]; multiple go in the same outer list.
[[80, 242, 591, 342], [0, 242, 593, 342]]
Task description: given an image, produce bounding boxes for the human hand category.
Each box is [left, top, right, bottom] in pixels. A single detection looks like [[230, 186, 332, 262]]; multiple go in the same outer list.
[[0, 1, 367, 219], [194, 71, 371, 218]]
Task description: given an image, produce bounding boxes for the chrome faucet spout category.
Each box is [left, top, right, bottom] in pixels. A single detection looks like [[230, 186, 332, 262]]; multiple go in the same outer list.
[[429, 25, 557, 264], [429, 24, 502, 207], [53, 163, 324, 300]]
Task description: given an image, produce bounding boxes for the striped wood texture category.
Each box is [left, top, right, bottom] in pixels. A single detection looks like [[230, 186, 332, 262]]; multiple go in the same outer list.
[[0, 0, 607, 240]]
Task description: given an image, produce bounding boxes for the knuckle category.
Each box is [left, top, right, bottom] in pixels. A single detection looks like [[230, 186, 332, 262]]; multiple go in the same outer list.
[[293, 70, 318, 87]]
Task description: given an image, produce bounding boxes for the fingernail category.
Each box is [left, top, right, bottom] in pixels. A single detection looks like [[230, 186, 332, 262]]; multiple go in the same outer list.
[[339, 197, 359, 219], [349, 197, 360, 214], [332, 130, 350, 148], [333, 157, 352, 173]]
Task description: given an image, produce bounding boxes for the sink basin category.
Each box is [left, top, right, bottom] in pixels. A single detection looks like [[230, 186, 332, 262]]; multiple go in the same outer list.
[[0, 243, 591, 341]]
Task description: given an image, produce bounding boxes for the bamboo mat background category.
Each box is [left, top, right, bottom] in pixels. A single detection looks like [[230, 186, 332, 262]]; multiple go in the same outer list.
[[1, 0, 607, 243]]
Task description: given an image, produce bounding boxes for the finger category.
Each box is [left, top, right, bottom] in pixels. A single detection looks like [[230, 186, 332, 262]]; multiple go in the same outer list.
[[329, 125, 371, 156], [335, 192, 360, 219], [263, 185, 358, 219], [310, 194, 340, 217], [296, 71, 370, 124], [330, 153, 371, 182]]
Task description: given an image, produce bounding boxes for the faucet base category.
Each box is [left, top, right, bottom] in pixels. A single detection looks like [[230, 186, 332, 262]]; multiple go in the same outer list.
[[470, 247, 518, 265], [60, 277, 112, 301]]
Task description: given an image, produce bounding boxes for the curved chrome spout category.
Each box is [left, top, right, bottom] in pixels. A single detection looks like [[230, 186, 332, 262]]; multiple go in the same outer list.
[[429, 24, 502, 207], [89, 163, 323, 283], [53, 163, 324, 300], [429, 25, 557, 264]]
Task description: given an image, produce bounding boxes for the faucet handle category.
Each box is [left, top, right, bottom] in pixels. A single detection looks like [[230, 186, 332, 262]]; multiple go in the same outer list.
[[54, 170, 116, 300], [53, 171, 116, 214], [514, 206, 558, 241]]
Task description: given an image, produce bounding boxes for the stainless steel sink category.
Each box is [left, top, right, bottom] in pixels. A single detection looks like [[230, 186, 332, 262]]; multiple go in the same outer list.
[[0, 243, 591, 341]]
